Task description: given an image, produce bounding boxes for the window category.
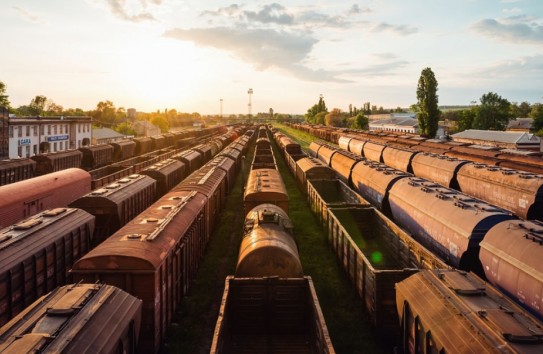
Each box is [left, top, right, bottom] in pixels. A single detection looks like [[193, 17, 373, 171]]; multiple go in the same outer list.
[[53, 125, 57, 134], [33, 145, 37, 155], [33, 126, 37, 136], [47, 125, 51, 135], [17, 127, 22, 137], [25, 145, 30, 157], [9, 126, 13, 138], [17, 146, 22, 157], [53, 142, 57, 152], [40, 125, 44, 135], [26, 125, 30, 136]]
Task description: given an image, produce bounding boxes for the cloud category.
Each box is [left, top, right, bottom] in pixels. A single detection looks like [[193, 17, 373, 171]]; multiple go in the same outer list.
[[371, 22, 418, 36], [348, 4, 371, 15], [472, 55, 543, 80], [472, 16, 543, 44], [346, 60, 410, 77], [502, 7, 522, 14], [104, 0, 161, 22], [243, 3, 294, 25], [12, 6, 45, 24], [201, 4, 244, 17]]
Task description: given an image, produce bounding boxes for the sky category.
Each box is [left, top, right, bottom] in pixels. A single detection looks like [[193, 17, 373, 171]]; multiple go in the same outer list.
[[1, 0, 542, 115]]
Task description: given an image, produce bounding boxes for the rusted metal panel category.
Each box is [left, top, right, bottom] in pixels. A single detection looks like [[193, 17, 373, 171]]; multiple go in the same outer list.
[[244, 169, 288, 214], [237, 204, 302, 278], [362, 141, 386, 163], [411, 153, 470, 189], [315, 144, 337, 167], [382, 146, 418, 173], [457, 164, 543, 220], [0, 159, 36, 185], [388, 177, 516, 272], [150, 135, 166, 150], [0, 208, 95, 326], [480, 219, 543, 321], [110, 140, 136, 162], [0, 283, 142, 354], [347, 137, 367, 156], [350, 161, 409, 215], [309, 141, 325, 158], [396, 269, 543, 354], [0, 168, 91, 229], [172, 149, 204, 175], [79, 144, 114, 170], [295, 157, 336, 190], [210, 277, 335, 354], [329, 150, 364, 184], [140, 159, 185, 198], [133, 136, 153, 155], [31, 150, 83, 175], [338, 135, 354, 151], [443, 150, 501, 165]]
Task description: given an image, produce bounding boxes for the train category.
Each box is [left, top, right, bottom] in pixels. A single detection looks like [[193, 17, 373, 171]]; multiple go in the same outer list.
[[69, 131, 250, 353], [0, 283, 142, 354]]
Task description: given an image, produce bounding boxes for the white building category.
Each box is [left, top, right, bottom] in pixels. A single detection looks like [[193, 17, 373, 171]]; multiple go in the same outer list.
[[451, 129, 541, 151], [7, 116, 92, 159]]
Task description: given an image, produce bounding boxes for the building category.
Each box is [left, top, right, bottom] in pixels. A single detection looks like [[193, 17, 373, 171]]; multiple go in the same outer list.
[[92, 127, 127, 145], [506, 118, 533, 132], [451, 129, 541, 151], [6, 116, 92, 159], [132, 120, 161, 137], [369, 116, 419, 134]]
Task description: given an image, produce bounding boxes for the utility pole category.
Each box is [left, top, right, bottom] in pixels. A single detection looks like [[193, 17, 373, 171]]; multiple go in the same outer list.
[[220, 98, 223, 119], [248, 88, 253, 118]]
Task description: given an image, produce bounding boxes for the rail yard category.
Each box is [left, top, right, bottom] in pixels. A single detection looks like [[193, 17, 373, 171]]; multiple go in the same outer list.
[[1, 123, 543, 353]]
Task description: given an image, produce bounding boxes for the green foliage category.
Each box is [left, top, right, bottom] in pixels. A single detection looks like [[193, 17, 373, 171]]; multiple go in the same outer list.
[[416, 67, 441, 137], [115, 122, 137, 136], [28, 95, 48, 116], [325, 108, 347, 127], [510, 101, 532, 118], [150, 115, 170, 133], [305, 96, 328, 123], [457, 108, 476, 132], [530, 103, 543, 132], [472, 92, 512, 130], [0, 81, 10, 109], [351, 112, 369, 130]]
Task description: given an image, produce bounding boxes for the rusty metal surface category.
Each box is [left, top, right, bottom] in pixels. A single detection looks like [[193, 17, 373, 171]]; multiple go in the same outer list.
[[480, 219, 543, 321], [329, 149, 363, 184], [110, 140, 136, 161], [172, 149, 204, 174], [295, 157, 336, 188], [350, 161, 409, 214], [244, 169, 289, 214], [388, 177, 516, 271], [31, 150, 83, 175], [315, 144, 337, 166], [347, 137, 367, 156], [396, 269, 543, 354], [79, 144, 114, 169], [309, 141, 325, 158], [443, 150, 501, 165], [0, 159, 36, 185], [362, 141, 386, 163], [0, 168, 92, 229], [411, 153, 470, 188], [133, 136, 152, 155], [381, 146, 418, 173], [457, 164, 543, 220], [237, 204, 302, 278], [338, 135, 354, 151], [0, 283, 142, 354], [141, 159, 185, 197]]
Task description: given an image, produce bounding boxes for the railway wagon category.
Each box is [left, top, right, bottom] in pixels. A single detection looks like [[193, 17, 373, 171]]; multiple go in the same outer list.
[[133, 136, 153, 155], [285, 152, 308, 176], [381, 146, 418, 173], [346, 136, 368, 156], [0, 283, 142, 354], [0, 168, 91, 229], [192, 143, 215, 162], [207, 156, 237, 194], [387, 177, 516, 273], [140, 159, 185, 198], [69, 174, 157, 246], [327, 207, 443, 334], [443, 150, 501, 165], [362, 141, 386, 163], [0, 159, 35, 186], [218, 146, 243, 173], [150, 135, 166, 151], [456, 164, 543, 220], [71, 189, 209, 353], [313, 143, 337, 166], [307, 179, 369, 229], [279, 136, 302, 156], [110, 140, 136, 162], [244, 168, 289, 214], [479, 219, 543, 321], [237, 204, 303, 278], [396, 269, 543, 354], [328, 149, 363, 184], [210, 277, 335, 354], [295, 157, 337, 190], [172, 149, 204, 175], [0, 208, 95, 326], [410, 153, 470, 189], [251, 152, 276, 169], [79, 144, 114, 170], [31, 149, 83, 175], [350, 161, 410, 216]]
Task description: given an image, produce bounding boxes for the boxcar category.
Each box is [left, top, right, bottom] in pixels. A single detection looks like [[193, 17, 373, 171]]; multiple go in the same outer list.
[[388, 177, 516, 273], [111, 140, 136, 162], [172, 149, 204, 175], [0, 159, 36, 186], [69, 174, 157, 246], [327, 207, 443, 334], [71, 190, 208, 354], [0, 168, 92, 228], [79, 144, 114, 170], [207, 156, 237, 194], [140, 159, 185, 198], [133, 136, 153, 155], [480, 219, 543, 321], [210, 277, 335, 354], [31, 150, 83, 175], [237, 204, 302, 278], [396, 269, 543, 354], [150, 135, 166, 151], [295, 157, 337, 190], [0, 283, 142, 354], [0, 208, 95, 326], [411, 153, 470, 189], [244, 169, 289, 214], [251, 153, 276, 169], [218, 147, 243, 172]]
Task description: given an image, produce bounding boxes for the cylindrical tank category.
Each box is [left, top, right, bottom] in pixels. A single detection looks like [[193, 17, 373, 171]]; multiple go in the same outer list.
[[236, 204, 303, 278]]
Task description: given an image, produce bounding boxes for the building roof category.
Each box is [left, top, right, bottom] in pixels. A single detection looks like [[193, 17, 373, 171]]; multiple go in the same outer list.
[[507, 118, 533, 130], [370, 117, 418, 127], [92, 127, 125, 140], [452, 129, 539, 144]]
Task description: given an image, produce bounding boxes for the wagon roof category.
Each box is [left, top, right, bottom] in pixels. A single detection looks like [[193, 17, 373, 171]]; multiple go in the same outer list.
[[245, 169, 288, 200]]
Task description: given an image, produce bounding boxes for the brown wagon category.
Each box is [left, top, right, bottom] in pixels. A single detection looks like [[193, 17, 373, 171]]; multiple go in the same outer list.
[[79, 144, 114, 170], [295, 157, 336, 190], [0, 208, 95, 326], [110, 140, 136, 162], [0, 283, 142, 354], [381, 146, 419, 173], [140, 159, 186, 198], [172, 149, 204, 175], [0, 159, 36, 186], [244, 168, 289, 214], [411, 153, 470, 189], [31, 150, 83, 175]]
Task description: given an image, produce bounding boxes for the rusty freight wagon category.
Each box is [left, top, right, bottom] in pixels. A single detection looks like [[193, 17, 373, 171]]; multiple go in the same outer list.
[[410, 153, 470, 189], [172, 149, 205, 175], [0, 283, 142, 354], [71, 189, 209, 354], [133, 136, 153, 155], [79, 144, 114, 170], [140, 159, 186, 198], [396, 269, 543, 354], [69, 174, 157, 246], [0, 158, 35, 186], [110, 140, 136, 162], [0, 208, 95, 326], [295, 157, 337, 191], [0, 168, 91, 229], [31, 149, 83, 175], [244, 168, 289, 214], [210, 277, 335, 354], [326, 207, 444, 334], [381, 146, 419, 174]]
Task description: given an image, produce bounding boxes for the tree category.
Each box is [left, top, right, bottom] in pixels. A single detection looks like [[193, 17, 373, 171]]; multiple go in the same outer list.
[[305, 95, 328, 123], [28, 95, 48, 116], [457, 108, 476, 132], [325, 108, 346, 127], [150, 115, 170, 133], [92, 100, 118, 127], [472, 92, 512, 130], [416, 67, 441, 137], [529, 103, 543, 132], [0, 81, 10, 109], [351, 112, 369, 130], [510, 101, 532, 118], [115, 122, 137, 136]]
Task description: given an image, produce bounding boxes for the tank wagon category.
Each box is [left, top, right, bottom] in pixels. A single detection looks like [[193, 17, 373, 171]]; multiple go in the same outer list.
[[396, 269, 543, 354], [381, 146, 418, 173], [69, 174, 156, 246], [0, 208, 94, 326], [410, 153, 470, 189], [0, 159, 36, 186], [0, 283, 142, 354], [31, 149, 83, 175], [0, 168, 91, 228]]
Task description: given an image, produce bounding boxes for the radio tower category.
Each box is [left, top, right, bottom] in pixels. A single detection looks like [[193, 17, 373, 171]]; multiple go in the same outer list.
[[248, 88, 253, 118]]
